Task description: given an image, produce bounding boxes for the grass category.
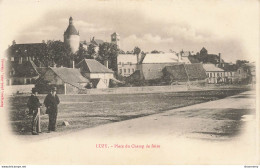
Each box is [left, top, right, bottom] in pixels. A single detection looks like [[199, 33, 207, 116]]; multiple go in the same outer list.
[[7, 89, 248, 135]]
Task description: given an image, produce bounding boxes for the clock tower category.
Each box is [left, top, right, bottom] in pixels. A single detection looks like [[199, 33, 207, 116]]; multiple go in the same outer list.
[[111, 32, 120, 49]]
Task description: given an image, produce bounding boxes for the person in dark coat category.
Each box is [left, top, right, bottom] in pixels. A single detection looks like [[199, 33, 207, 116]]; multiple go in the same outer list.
[[44, 87, 60, 132], [27, 87, 41, 135]]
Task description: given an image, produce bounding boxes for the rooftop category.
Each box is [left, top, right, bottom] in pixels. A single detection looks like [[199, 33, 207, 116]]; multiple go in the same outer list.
[[76, 59, 114, 73], [142, 53, 190, 64], [203, 64, 224, 72], [50, 67, 89, 88]]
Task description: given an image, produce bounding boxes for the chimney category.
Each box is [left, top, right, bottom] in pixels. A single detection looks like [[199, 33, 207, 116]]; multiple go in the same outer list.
[[104, 60, 109, 68], [12, 40, 16, 45]]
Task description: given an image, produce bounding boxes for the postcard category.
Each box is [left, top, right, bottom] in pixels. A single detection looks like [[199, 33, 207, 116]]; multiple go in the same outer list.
[[0, 0, 259, 166]]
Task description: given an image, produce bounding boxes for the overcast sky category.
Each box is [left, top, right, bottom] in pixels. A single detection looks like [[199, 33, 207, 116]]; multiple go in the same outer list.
[[0, 0, 259, 63]]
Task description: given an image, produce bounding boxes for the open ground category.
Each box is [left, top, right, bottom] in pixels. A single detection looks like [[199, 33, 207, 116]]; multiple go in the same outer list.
[[7, 88, 251, 140]]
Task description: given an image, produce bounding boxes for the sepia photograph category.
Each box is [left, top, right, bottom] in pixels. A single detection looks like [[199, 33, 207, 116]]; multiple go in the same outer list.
[[0, 0, 259, 166]]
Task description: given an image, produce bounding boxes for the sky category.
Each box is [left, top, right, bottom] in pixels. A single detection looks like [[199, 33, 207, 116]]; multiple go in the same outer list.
[[0, 0, 259, 63]]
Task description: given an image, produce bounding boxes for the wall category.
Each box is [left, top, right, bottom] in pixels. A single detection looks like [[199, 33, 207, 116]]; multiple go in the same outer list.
[[206, 71, 225, 84], [65, 83, 80, 94], [64, 35, 80, 53], [79, 85, 189, 95], [118, 63, 137, 77], [89, 73, 114, 88], [117, 54, 138, 77]]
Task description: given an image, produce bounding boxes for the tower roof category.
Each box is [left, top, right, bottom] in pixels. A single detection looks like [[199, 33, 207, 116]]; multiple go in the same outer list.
[[64, 17, 79, 36], [111, 32, 120, 36], [200, 47, 207, 52]]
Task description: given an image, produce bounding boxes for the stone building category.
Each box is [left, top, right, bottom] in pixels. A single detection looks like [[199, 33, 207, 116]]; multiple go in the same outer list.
[[117, 54, 138, 77], [203, 64, 225, 84], [76, 59, 115, 89], [64, 17, 80, 54], [36, 67, 89, 94]]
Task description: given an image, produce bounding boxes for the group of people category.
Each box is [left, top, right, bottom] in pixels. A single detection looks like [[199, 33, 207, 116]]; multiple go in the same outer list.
[[27, 87, 60, 135]]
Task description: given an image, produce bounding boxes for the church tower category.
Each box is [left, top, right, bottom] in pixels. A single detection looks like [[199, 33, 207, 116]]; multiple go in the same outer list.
[[111, 32, 120, 49], [64, 17, 80, 53]]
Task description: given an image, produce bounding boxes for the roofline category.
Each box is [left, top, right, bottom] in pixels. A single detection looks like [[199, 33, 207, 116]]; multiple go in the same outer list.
[[48, 68, 88, 89], [12, 42, 46, 45], [84, 72, 114, 74]]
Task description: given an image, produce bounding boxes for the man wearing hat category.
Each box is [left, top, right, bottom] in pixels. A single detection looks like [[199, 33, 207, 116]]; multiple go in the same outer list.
[[27, 87, 41, 135], [44, 86, 60, 132]]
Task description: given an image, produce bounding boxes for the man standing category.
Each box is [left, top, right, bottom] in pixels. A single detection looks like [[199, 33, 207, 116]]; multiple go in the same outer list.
[[44, 87, 60, 132], [27, 87, 41, 135]]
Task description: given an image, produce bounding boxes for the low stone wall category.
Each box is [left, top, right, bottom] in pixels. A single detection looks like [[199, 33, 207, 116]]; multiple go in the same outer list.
[[79, 85, 189, 95]]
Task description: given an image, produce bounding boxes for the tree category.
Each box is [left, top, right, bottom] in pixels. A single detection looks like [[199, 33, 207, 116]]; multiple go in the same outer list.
[[98, 42, 119, 72], [45, 40, 72, 67], [87, 44, 96, 59], [133, 46, 141, 56], [236, 60, 249, 67], [75, 44, 88, 64], [119, 49, 125, 54], [151, 50, 160, 54]]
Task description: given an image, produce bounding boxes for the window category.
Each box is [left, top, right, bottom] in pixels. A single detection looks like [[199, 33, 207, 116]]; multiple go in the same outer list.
[[26, 78, 31, 84], [18, 57, 22, 64], [10, 57, 14, 61], [124, 69, 126, 73], [119, 69, 122, 74], [30, 69, 34, 75], [10, 68, 15, 76], [119, 62, 121, 65], [128, 69, 130, 73], [238, 70, 241, 74], [132, 68, 135, 73]]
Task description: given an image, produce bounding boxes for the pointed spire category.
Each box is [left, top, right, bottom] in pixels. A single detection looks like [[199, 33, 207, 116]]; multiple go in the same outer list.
[[69, 16, 73, 25]]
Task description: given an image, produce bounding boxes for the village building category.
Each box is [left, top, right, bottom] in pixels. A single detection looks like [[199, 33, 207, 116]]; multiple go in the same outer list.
[[80, 37, 105, 55], [127, 53, 191, 85], [221, 63, 237, 84], [162, 63, 207, 85], [117, 54, 138, 77], [36, 67, 89, 94], [202, 64, 225, 84], [5, 40, 46, 67], [235, 63, 255, 84], [76, 59, 116, 89], [6, 60, 40, 85]]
